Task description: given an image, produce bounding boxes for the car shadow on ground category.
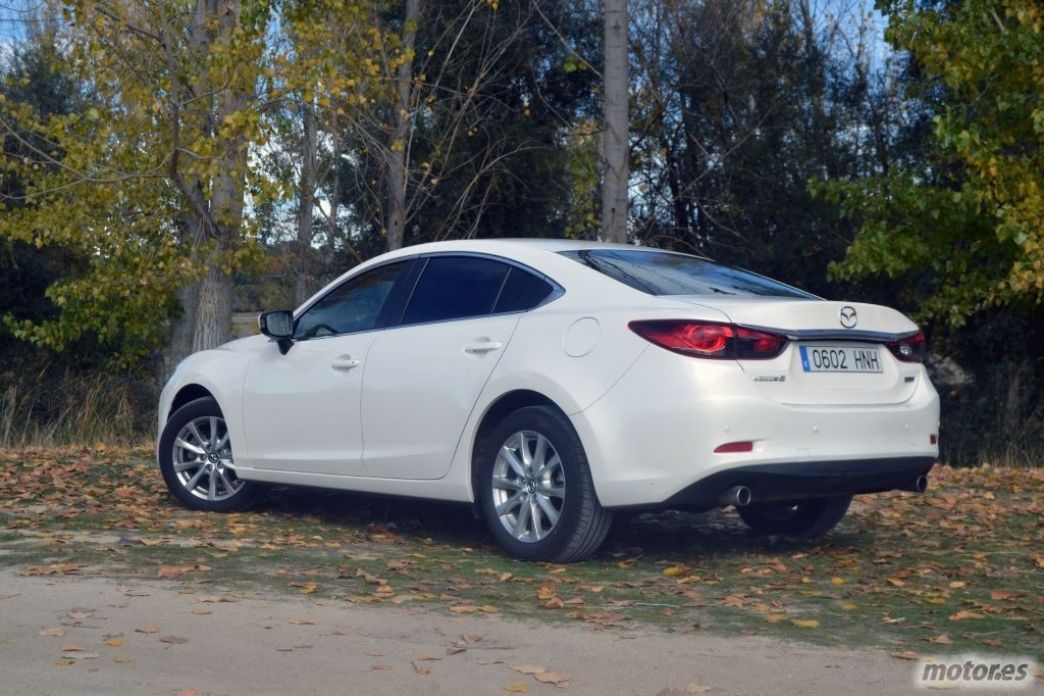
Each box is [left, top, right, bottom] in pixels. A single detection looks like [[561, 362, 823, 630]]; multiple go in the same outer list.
[[252, 485, 861, 563]]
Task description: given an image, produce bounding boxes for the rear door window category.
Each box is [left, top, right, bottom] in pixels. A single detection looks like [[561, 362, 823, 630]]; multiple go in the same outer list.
[[402, 256, 511, 325]]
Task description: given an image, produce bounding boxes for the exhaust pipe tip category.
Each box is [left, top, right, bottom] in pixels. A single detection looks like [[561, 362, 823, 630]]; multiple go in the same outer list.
[[900, 475, 928, 493], [719, 485, 752, 507]]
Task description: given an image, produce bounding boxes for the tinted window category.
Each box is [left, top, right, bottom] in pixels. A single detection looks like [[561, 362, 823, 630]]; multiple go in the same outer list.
[[495, 267, 554, 313], [403, 256, 510, 324], [294, 262, 407, 339], [560, 249, 815, 299]]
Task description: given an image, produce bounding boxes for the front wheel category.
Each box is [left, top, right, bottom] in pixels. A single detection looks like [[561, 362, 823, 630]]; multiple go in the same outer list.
[[158, 397, 264, 512], [477, 406, 612, 562], [736, 495, 852, 538]]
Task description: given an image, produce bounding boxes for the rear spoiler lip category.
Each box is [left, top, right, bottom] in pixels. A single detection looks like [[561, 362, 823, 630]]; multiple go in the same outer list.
[[738, 326, 922, 344]]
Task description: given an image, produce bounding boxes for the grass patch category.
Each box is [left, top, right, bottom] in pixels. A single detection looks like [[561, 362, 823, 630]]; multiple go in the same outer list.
[[1, 447, 1041, 657]]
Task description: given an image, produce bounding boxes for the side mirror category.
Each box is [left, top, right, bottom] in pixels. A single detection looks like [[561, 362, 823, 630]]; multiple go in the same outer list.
[[258, 311, 294, 354]]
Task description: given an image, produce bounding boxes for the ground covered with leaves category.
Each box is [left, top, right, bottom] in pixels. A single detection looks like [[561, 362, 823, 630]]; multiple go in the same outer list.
[[1, 447, 1040, 658]]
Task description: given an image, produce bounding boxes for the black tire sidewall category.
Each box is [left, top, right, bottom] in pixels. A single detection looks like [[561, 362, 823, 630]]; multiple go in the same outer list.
[[477, 406, 593, 561], [158, 397, 259, 513]]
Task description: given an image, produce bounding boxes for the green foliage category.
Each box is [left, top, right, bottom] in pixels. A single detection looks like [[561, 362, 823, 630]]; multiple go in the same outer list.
[[823, 0, 1044, 325]]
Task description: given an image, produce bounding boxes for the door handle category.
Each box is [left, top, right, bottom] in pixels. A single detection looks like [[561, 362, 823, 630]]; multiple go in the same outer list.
[[330, 355, 362, 371], [464, 341, 503, 355]]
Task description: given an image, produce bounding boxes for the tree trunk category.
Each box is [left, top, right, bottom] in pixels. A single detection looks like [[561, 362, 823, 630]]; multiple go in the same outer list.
[[295, 102, 318, 306], [384, 0, 421, 251], [192, 260, 233, 353], [188, 0, 246, 351], [601, 0, 629, 244]]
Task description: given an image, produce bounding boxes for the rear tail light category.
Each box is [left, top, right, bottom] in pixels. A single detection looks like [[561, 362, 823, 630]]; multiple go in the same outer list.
[[886, 331, 926, 363], [629, 320, 787, 360], [714, 441, 754, 453]]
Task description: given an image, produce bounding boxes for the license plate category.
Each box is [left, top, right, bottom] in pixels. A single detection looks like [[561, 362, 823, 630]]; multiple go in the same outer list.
[[799, 345, 883, 373]]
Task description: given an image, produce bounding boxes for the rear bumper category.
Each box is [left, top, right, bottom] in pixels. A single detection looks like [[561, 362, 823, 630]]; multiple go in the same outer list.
[[662, 456, 935, 508], [570, 347, 940, 508]]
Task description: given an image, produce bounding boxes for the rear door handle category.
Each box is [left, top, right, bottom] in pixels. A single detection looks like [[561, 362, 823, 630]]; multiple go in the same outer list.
[[464, 341, 503, 355], [331, 355, 362, 371]]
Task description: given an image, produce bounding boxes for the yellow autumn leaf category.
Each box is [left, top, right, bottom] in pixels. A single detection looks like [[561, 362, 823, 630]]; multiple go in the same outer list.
[[663, 566, 687, 577], [791, 619, 820, 629]]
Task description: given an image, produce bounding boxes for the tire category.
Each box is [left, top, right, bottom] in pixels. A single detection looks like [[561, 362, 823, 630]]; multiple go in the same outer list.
[[476, 405, 612, 562], [736, 495, 852, 539], [158, 396, 264, 513]]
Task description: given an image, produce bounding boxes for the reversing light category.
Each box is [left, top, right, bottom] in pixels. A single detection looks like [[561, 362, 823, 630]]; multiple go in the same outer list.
[[886, 331, 927, 363], [714, 441, 754, 453], [629, 320, 786, 360]]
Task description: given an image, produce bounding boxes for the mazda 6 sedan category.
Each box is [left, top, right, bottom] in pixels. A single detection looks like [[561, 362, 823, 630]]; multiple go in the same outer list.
[[157, 239, 939, 561]]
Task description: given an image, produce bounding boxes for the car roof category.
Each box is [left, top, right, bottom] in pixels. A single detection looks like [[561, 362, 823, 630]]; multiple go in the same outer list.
[[378, 238, 694, 257]]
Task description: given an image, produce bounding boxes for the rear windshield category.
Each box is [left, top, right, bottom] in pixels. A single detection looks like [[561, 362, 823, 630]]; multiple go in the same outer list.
[[560, 249, 816, 299]]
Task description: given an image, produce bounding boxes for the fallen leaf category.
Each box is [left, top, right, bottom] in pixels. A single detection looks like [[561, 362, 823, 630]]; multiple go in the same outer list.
[[790, 619, 820, 629], [104, 637, 125, 647], [930, 634, 953, 645], [663, 566, 687, 577], [450, 605, 477, 614], [159, 635, 188, 644], [39, 627, 64, 637], [534, 671, 571, 686], [113, 655, 132, 663], [370, 663, 392, 671], [503, 682, 529, 693], [136, 624, 159, 634], [948, 610, 983, 621], [830, 577, 846, 586], [513, 664, 546, 675], [989, 590, 1022, 601], [66, 609, 93, 621], [891, 651, 920, 661], [480, 605, 500, 614], [411, 661, 431, 675], [687, 685, 712, 694], [61, 642, 85, 652], [948, 581, 966, 589]]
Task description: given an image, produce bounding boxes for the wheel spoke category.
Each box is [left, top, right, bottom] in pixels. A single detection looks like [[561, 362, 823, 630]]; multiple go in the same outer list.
[[529, 499, 543, 540], [207, 470, 217, 500], [532, 434, 548, 475], [492, 475, 521, 491], [213, 430, 230, 452], [534, 493, 560, 526], [184, 466, 206, 491], [534, 453, 561, 479], [536, 483, 564, 499], [513, 499, 531, 539], [209, 417, 219, 446], [218, 469, 237, 494], [496, 491, 523, 516], [173, 459, 198, 473], [187, 421, 207, 447], [500, 447, 526, 478], [174, 438, 205, 456]]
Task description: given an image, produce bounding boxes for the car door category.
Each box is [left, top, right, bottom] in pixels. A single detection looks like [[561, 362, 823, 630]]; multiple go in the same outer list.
[[240, 260, 412, 476], [361, 255, 556, 480]]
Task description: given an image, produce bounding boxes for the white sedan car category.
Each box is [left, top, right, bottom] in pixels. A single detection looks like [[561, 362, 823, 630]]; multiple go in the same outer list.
[[157, 240, 939, 561]]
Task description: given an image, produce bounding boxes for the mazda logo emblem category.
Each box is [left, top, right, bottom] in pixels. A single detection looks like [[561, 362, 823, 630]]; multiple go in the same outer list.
[[839, 306, 858, 329]]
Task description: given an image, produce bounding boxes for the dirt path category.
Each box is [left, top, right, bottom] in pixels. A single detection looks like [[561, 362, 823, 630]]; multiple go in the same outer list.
[[0, 571, 957, 696]]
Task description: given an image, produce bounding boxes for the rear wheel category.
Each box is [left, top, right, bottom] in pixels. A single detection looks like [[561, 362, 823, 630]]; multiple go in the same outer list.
[[736, 495, 852, 538], [159, 397, 264, 512], [477, 406, 612, 562]]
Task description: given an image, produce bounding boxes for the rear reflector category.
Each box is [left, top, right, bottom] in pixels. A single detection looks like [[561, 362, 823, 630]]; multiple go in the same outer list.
[[714, 441, 754, 453], [930, 434, 938, 445], [886, 331, 926, 363], [629, 320, 786, 360]]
